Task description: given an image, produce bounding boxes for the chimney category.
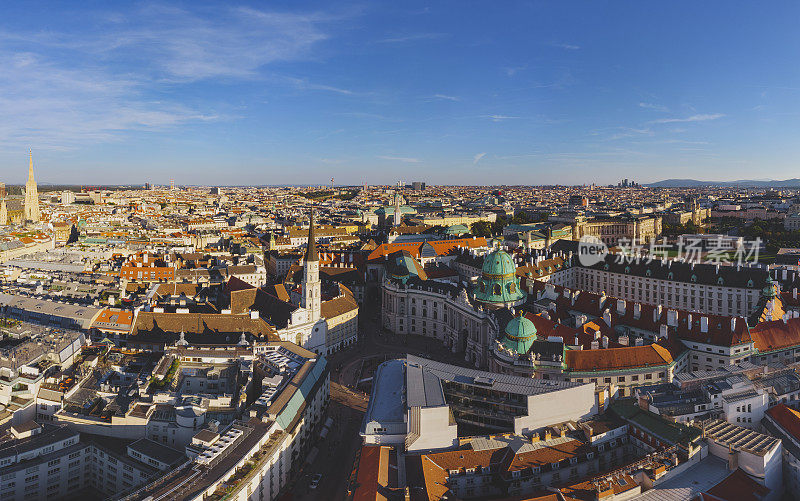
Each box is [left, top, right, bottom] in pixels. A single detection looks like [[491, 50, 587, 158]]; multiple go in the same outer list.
[[635, 337, 644, 346], [660, 324, 668, 339], [654, 304, 663, 322], [617, 299, 626, 315], [633, 302, 641, 319], [794, 288, 797, 300], [603, 309, 612, 327], [591, 340, 600, 350], [731, 317, 737, 331], [602, 335, 609, 348], [728, 445, 738, 471], [687, 313, 693, 326], [701, 316, 709, 333], [667, 309, 678, 327]]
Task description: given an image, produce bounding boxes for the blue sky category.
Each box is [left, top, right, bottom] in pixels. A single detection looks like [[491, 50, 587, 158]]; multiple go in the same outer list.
[[0, 1, 799, 186]]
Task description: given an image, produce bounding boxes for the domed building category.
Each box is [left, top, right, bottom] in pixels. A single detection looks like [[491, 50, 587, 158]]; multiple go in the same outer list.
[[473, 248, 526, 309], [500, 315, 537, 354], [490, 312, 567, 377]]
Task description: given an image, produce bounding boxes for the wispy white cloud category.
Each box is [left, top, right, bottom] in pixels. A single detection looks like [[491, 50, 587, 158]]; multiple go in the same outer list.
[[103, 5, 332, 81], [606, 127, 654, 141], [473, 152, 486, 164], [283, 76, 355, 95], [377, 155, 420, 163], [377, 33, 446, 44], [0, 52, 219, 149], [504, 65, 527, 77], [313, 129, 345, 141], [651, 113, 725, 124], [638, 102, 669, 112], [487, 114, 519, 122], [550, 42, 580, 50], [0, 5, 340, 149], [432, 94, 460, 101]]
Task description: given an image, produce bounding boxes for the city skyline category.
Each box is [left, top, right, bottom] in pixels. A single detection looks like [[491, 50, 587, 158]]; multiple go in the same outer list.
[[1, 1, 799, 185]]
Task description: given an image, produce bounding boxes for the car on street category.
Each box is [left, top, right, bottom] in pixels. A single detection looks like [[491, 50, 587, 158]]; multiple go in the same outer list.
[[309, 473, 322, 489]]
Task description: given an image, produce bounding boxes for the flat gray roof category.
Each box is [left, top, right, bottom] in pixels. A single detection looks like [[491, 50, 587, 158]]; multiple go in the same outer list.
[[128, 438, 185, 465], [0, 292, 102, 321], [364, 358, 407, 424], [405, 354, 586, 408]]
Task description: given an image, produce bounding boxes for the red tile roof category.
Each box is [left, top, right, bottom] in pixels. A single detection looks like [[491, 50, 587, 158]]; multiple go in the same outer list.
[[705, 468, 770, 501], [367, 237, 487, 261], [565, 344, 674, 372], [750, 317, 800, 353], [765, 403, 800, 440]]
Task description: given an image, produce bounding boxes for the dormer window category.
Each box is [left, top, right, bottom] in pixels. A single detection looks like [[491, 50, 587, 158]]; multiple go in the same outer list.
[[691, 275, 697, 283], [570, 457, 578, 465], [551, 462, 560, 469], [718, 277, 724, 285]]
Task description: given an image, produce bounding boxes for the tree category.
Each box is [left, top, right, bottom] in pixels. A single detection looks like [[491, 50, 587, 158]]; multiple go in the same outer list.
[[470, 221, 493, 237]]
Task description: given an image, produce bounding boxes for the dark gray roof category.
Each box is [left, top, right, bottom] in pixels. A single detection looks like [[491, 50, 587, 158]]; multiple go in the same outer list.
[[128, 438, 185, 465], [404, 354, 584, 409], [579, 254, 768, 289]]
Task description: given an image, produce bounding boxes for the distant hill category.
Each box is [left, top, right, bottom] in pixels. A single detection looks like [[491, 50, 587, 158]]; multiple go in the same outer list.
[[646, 178, 800, 188]]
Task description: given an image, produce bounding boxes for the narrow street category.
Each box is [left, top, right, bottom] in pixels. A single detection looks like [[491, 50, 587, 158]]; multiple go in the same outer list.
[[288, 294, 475, 500]]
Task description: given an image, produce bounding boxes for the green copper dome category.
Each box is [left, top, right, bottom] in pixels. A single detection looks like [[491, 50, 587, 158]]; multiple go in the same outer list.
[[473, 249, 526, 306], [502, 315, 537, 354], [482, 249, 516, 277]]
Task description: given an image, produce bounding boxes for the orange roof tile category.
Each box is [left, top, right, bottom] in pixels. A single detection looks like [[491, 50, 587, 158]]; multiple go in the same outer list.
[[565, 344, 673, 372]]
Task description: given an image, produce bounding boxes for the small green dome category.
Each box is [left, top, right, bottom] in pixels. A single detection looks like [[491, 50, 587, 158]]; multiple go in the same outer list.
[[502, 316, 537, 354], [482, 249, 516, 277], [474, 249, 526, 307]]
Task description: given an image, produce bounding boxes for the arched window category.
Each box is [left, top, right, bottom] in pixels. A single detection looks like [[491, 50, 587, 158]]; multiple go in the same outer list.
[[480, 281, 486, 293], [493, 284, 501, 295], [691, 274, 697, 283], [509, 283, 516, 293]]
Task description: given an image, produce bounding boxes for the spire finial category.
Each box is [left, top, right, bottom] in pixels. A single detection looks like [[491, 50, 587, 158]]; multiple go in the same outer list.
[[305, 208, 319, 262]]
